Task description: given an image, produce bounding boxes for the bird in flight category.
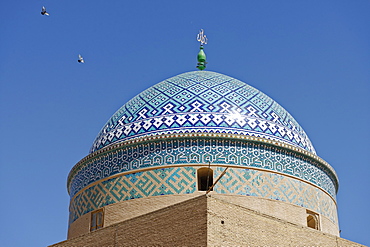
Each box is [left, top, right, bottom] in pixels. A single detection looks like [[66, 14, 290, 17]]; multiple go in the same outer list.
[[41, 6, 49, 16], [78, 54, 84, 63]]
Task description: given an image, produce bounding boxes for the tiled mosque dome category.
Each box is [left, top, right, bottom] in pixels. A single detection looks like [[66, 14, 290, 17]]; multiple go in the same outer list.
[[67, 70, 340, 237], [90, 71, 315, 154]]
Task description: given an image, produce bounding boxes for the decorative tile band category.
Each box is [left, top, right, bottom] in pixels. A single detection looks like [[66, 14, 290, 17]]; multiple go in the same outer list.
[[91, 111, 313, 154], [68, 137, 338, 198], [214, 167, 338, 225], [68, 167, 338, 226]]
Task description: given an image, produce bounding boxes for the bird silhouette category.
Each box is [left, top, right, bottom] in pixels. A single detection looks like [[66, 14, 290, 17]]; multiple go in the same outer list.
[[78, 54, 84, 63], [41, 6, 49, 16]]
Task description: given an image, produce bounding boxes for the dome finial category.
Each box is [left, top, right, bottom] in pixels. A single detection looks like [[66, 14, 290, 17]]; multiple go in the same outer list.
[[196, 29, 208, 70]]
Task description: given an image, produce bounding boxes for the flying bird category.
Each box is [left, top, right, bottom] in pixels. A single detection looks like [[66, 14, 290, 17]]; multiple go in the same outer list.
[[41, 6, 49, 16], [78, 54, 84, 63]]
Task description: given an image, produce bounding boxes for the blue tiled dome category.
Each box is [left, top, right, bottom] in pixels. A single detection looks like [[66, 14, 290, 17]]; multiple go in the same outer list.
[[90, 71, 315, 154]]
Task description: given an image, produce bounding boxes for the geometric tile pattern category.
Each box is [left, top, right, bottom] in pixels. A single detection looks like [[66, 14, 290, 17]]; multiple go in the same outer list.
[[69, 138, 338, 199], [69, 167, 196, 225], [214, 168, 338, 225], [68, 71, 339, 230], [90, 71, 315, 154], [68, 167, 338, 226]]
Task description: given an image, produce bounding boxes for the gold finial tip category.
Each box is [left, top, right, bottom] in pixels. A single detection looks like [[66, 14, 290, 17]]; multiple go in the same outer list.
[[197, 29, 208, 45]]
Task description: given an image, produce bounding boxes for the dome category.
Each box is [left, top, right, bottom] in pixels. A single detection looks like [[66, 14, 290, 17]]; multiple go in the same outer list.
[[90, 71, 315, 154], [67, 70, 339, 238]]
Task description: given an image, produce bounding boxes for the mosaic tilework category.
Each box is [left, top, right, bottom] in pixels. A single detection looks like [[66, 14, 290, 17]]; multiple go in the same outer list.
[[69, 138, 337, 199], [69, 167, 197, 225], [214, 168, 338, 224], [90, 71, 315, 154], [68, 167, 337, 226]]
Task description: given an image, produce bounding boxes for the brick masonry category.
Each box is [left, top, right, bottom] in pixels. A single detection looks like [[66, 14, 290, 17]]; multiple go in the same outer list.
[[50, 195, 365, 247]]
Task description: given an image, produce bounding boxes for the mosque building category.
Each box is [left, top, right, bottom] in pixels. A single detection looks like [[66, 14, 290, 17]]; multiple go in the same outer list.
[[50, 35, 364, 246]]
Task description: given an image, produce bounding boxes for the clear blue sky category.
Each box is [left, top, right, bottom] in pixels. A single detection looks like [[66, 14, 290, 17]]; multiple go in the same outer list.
[[1, 1, 369, 246]]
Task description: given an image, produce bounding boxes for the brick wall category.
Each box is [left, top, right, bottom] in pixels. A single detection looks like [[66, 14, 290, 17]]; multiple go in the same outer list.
[[52, 195, 365, 247], [52, 195, 208, 247], [207, 195, 364, 246], [68, 193, 204, 239], [210, 194, 339, 236]]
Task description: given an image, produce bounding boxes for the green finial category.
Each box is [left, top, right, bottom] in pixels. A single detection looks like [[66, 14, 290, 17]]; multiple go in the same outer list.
[[196, 29, 208, 70], [197, 46, 207, 70]]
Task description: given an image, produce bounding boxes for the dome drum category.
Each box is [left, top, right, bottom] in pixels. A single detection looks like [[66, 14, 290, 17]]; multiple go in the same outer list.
[[68, 133, 338, 199], [67, 133, 338, 226]]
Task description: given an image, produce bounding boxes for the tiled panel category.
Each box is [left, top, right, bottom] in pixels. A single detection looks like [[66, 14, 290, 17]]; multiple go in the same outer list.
[[69, 138, 337, 199], [90, 71, 315, 154], [214, 168, 338, 224], [69, 167, 197, 225], [69, 167, 337, 226]]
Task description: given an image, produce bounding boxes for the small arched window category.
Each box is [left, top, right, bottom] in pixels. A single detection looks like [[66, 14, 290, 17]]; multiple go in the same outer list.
[[197, 167, 213, 191], [306, 210, 320, 230], [90, 209, 104, 232]]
